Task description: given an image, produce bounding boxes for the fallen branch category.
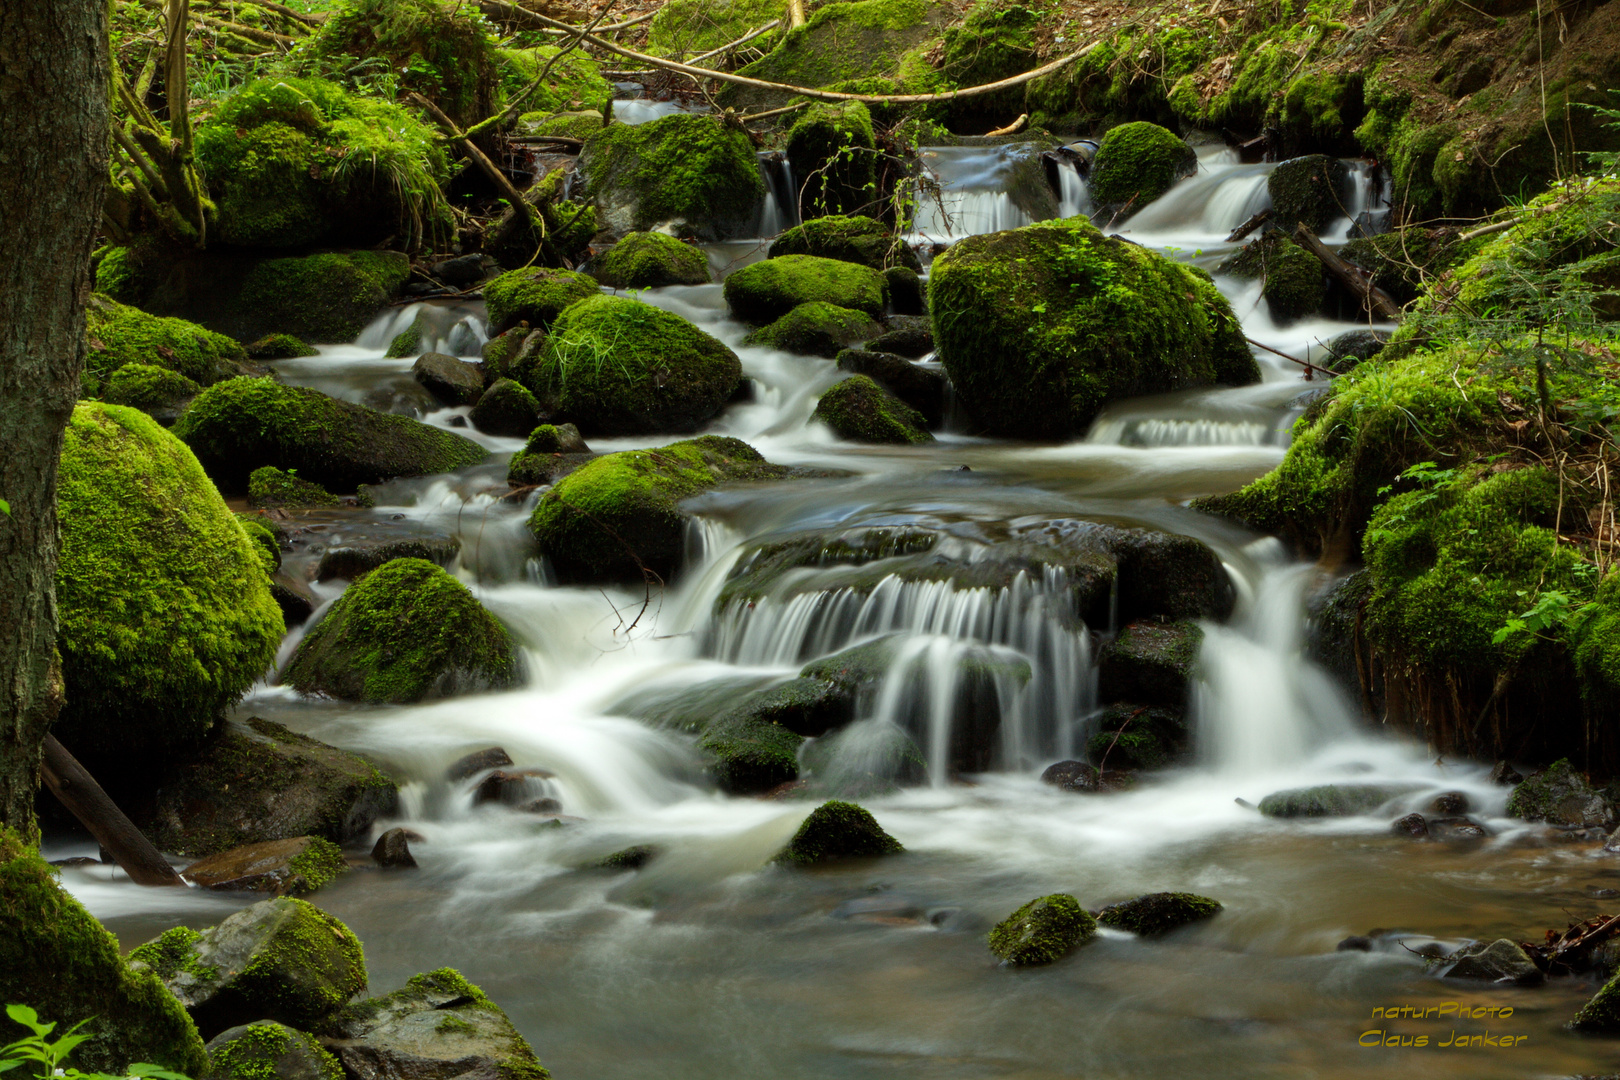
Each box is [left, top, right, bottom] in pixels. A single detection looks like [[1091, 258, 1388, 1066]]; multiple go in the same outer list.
[[461, 0, 616, 143], [1225, 208, 1270, 243], [1247, 335, 1330, 379], [508, 134, 585, 148], [1459, 218, 1517, 242], [225, 0, 325, 26], [1292, 222, 1402, 321], [739, 100, 812, 123], [986, 113, 1028, 137], [688, 19, 780, 65], [409, 91, 539, 233], [192, 11, 299, 46], [40, 736, 183, 887]]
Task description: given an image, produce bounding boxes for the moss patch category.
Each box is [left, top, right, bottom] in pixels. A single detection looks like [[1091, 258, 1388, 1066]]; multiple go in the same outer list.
[[1088, 121, 1196, 209], [247, 465, 341, 509], [768, 214, 918, 272], [987, 893, 1094, 966], [484, 267, 600, 336], [1095, 891, 1222, 935], [235, 251, 411, 344], [580, 113, 764, 240], [813, 374, 934, 443], [746, 302, 879, 358], [774, 800, 904, 865], [724, 253, 887, 324], [785, 102, 878, 219], [85, 296, 247, 387], [588, 232, 711, 289]]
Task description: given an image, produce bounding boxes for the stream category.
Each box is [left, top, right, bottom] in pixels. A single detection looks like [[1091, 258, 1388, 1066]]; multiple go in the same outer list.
[[51, 144, 1620, 1078]]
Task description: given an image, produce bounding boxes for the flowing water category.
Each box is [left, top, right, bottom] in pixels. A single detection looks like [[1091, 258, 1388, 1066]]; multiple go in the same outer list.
[[53, 147, 1620, 1078]]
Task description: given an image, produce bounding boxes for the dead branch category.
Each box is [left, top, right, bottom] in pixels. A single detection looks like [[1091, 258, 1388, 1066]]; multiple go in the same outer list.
[[40, 736, 183, 887], [1292, 222, 1402, 321], [1225, 208, 1270, 242], [688, 19, 780, 65]]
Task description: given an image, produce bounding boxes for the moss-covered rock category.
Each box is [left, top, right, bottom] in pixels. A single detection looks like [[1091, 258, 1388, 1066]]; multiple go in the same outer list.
[[768, 214, 919, 272], [236, 514, 283, 574], [724, 253, 887, 324], [55, 404, 283, 762], [174, 377, 488, 492], [244, 333, 317, 360], [1216, 230, 1327, 323], [1572, 968, 1620, 1032], [930, 217, 1259, 438], [523, 294, 741, 435], [483, 266, 600, 336], [129, 897, 367, 1040], [1267, 154, 1350, 235], [480, 325, 534, 382], [1088, 121, 1197, 211], [745, 302, 879, 358], [238, 251, 413, 344], [469, 378, 542, 438], [648, 0, 790, 56], [0, 828, 208, 1075], [247, 465, 341, 509], [181, 836, 350, 897], [86, 296, 249, 387], [1095, 891, 1222, 935], [204, 1020, 342, 1080], [698, 708, 804, 794], [579, 113, 765, 240], [834, 348, 947, 426], [517, 108, 605, 141], [529, 436, 789, 583], [774, 800, 903, 865], [1505, 758, 1612, 827], [1096, 620, 1202, 711], [1084, 704, 1186, 771], [938, 0, 1038, 125], [588, 231, 711, 289], [1257, 784, 1405, 818], [987, 893, 1094, 966], [384, 312, 427, 359], [285, 558, 518, 704], [103, 363, 202, 420], [813, 374, 934, 444], [785, 102, 878, 219]]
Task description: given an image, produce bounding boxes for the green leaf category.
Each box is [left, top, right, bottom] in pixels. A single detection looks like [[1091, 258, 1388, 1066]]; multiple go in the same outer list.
[[0, 498, 10, 516], [3, 1007, 47, 1038]]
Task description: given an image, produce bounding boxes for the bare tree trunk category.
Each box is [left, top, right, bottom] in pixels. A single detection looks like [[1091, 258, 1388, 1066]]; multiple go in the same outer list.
[[0, 0, 110, 838]]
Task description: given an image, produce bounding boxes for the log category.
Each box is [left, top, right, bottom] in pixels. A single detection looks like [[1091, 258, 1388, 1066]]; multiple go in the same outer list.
[[1291, 222, 1402, 321], [39, 736, 183, 887], [1225, 208, 1270, 243]]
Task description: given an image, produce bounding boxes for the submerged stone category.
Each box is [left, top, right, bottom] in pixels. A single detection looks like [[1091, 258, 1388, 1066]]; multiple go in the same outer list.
[[1443, 939, 1543, 985], [1095, 892, 1223, 936], [1257, 784, 1407, 818], [181, 836, 349, 897], [1507, 758, 1613, 827], [774, 800, 904, 865], [988, 893, 1095, 966]]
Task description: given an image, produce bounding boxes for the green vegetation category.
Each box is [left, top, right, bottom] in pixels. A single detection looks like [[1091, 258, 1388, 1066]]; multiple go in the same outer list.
[[774, 801, 904, 865], [724, 254, 887, 324], [247, 466, 340, 509], [768, 214, 918, 272], [235, 251, 411, 344], [483, 267, 600, 335], [1095, 892, 1223, 935], [1088, 122, 1196, 209], [588, 232, 711, 289], [785, 102, 878, 219], [745, 302, 879, 358], [497, 45, 611, 115], [244, 333, 316, 360], [579, 114, 764, 239], [84, 297, 246, 388], [102, 364, 202, 414], [987, 893, 1094, 966], [1217, 231, 1326, 323], [813, 375, 933, 443], [203, 1021, 341, 1080]]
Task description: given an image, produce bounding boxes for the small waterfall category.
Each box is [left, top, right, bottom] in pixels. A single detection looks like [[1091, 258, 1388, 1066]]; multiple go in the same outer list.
[[356, 304, 421, 350], [1089, 417, 1274, 447], [907, 144, 1054, 245], [752, 152, 798, 238], [352, 302, 489, 357], [1122, 160, 1272, 242], [1055, 156, 1090, 219], [611, 99, 695, 125]]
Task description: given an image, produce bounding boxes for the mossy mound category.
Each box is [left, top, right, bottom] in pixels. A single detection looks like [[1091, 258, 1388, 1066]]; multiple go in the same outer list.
[[1267, 154, 1350, 235], [588, 231, 711, 289], [174, 377, 488, 492], [1095, 892, 1222, 935], [285, 558, 518, 704], [195, 77, 449, 250], [86, 296, 249, 387], [247, 465, 341, 509], [469, 378, 542, 438], [529, 436, 788, 583], [1339, 226, 1482, 308], [774, 800, 904, 865], [498, 45, 611, 116], [813, 375, 933, 444], [1084, 704, 1186, 771], [745, 302, 879, 358], [238, 251, 411, 344], [0, 828, 209, 1075], [103, 363, 202, 418], [1088, 122, 1197, 211], [484, 267, 601, 336], [1257, 784, 1404, 818], [204, 1021, 342, 1080], [244, 333, 318, 360], [785, 102, 878, 219], [1216, 230, 1326, 323], [55, 404, 283, 761], [930, 217, 1258, 438], [1504, 758, 1610, 826], [987, 893, 1095, 966], [579, 113, 765, 240], [648, 0, 790, 56], [724, 253, 887, 325], [524, 294, 741, 435], [1572, 969, 1620, 1032], [518, 109, 605, 142], [698, 709, 804, 794], [768, 214, 919, 272]]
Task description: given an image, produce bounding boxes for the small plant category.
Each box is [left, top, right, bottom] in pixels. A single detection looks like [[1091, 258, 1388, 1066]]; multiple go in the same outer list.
[[0, 1005, 190, 1080], [1492, 589, 1595, 646]]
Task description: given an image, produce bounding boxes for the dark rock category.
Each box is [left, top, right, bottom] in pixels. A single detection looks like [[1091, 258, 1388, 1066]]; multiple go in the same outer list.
[[835, 348, 948, 427], [1085, 703, 1187, 771], [203, 1021, 340, 1080], [814, 375, 933, 444], [447, 415, 467, 428], [1430, 791, 1470, 815], [599, 844, 660, 870], [473, 768, 557, 806], [1268, 155, 1352, 235], [866, 316, 933, 358], [412, 352, 484, 407], [270, 572, 317, 626], [1258, 784, 1408, 818], [520, 796, 563, 814], [1337, 935, 1374, 951], [1324, 329, 1391, 372], [1443, 938, 1544, 985], [1429, 816, 1489, 840], [1095, 892, 1222, 935], [745, 302, 879, 358], [430, 253, 496, 288], [1097, 621, 1203, 711], [733, 677, 853, 738], [315, 534, 460, 581], [774, 800, 903, 865], [1391, 812, 1430, 838], [446, 747, 513, 781], [1573, 967, 1620, 1031], [1508, 759, 1613, 827], [988, 893, 1095, 966], [181, 836, 349, 896], [1492, 760, 1525, 786], [370, 828, 417, 869], [468, 378, 541, 437], [1112, 531, 1235, 622], [1042, 759, 1100, 792], [885, 266, 925, 315]]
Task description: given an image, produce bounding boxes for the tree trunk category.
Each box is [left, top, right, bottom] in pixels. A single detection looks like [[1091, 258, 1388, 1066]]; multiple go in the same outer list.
[[0, 0, 110, 838]]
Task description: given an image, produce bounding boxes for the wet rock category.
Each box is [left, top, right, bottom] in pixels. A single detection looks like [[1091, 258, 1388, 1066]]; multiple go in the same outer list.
[[774, 800, 904, 865], [886, 266, 926, 316], [1431, 791, 1470, 815], [446, 747, 513, 781], [1429, 816, 1490, 841], [1258, 784, 1407, 818], [472, 768, 557, 806], [1085, 704, 1186, 771], [370, 828, 417, 869], [1214, 230, 1325, 324], [589, 231, 712, 289], [468, 378, 541, 437], [129, 897, 367, 1039], [182, 836, 349, 896], [800, 721, 928, 797], [814, 375, 933, 444], [1268, 154, 1351, 235], [429, 253, 497, 288], [248, 465, 340, 510], [324, 969, 547, 1080], [1324, 329, 1391, 372], [1042, 759, 1101, 792], [141, 716, 397, 859], [1392, 812, 1430, 838], [523, 422, 589, 454], [746, 302, 879, 358], [700, 709, 803, 795], [412, 352, 484, 407], [866, 316, 933, 358], [1098, 621, 1202, 711], [578, 113, 763, 240], [599, 844, 660, 870], [831, 895, 927, 925], [103, 363, 202, 423], [270, 572, 317, 626], [1112, 531, 1235, 623], [244, 333, 317, 361], [1337, 935, 1374, 952], [482, 266, 599, 336], [1492, 760, 1525, 786], [314, 533, 460, 582], [1507, 759, 1613, 827], [731, 677, 853, 738], [768, 214, 919, 272], [203, 1021, 341, 1080], [1443, 939, 1544, 985], [1095, 892, 1222, 936], [1573, 968, 1620, 1031], [725, 254, 887, 325], [506, 422, 595, 486], [835, 348, 948, 427], [1088, 122, 1197, 215], [988, 893, 1095, 966]]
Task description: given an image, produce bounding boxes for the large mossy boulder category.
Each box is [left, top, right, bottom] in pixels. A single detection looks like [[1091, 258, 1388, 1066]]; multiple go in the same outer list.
[[579, 113, 764, 239], [768, 214, 919, 272], [522, 294, 742, 435], [930, 218, 1260, 438], [1267, 154, 1351, 235], [745, 301, 879, 358], [588, 231, 711, 289], [724, 253, 887, 324], [1088, 122, 1197, 212], [530, 436, 789, 583], [204, 1021, 342, 1080], [1215, 230, 1327, 323], [1096, 620, 1203, 710], [987, 893, 1095, 966], [174, 377, 488, 491], [813, 374, 934, 444], [1095, 892, 1222, 935], [85, 296, 249, 389], [102, 363, 202, 422], [195, 77, 449, 250], [0, 829, 208, 1075], [774, 800, 904, 865], [483, 266, 600, 336], [55, 404, 283, 763], [285, 558, 518, 704], [1505, 758, 1612, 827], [785, 102, 878, 219], [129, 898, 367, 1040]]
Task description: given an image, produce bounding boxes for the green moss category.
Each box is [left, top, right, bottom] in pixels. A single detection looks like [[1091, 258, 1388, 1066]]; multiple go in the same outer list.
[[55, 404, 283, 760], [745, 301, 879, 358], [785, 102, 878, 219], [598, 844, 660, 870], [248, 465, 341, 509], [285, 837, 348, 892], [518, 110, 605, 141], [1217, 231, 1326, 323], [940, 1, 1038, 100], [206, 1021, 342, 1080], [385, 312, 426, 358], [768, 214, 918, 272], [1268, 154, 1350, 234], [174, 376, 488, 491], [1095, 891, 1222, 935], [0, 828, 209, 1075], [231, 899, 368, 1030], [698, 710, 803, 794], [1088, 121, 1196, 208], [774, 800, 904, 865], [588, 231, 711, 289], [723, 0, 943, 108], [235, 251, 411, 344], [129, 926, 216, 984], [498, 45, 611, 114], [235, 514, 283, 574], [813, 374, 934, 443], [987, 893, 1094, 966], [648, 0, 789, 55], [580, 113, 764, 239], [481, 327, 533, 382], [524, 294, 741, 435], [930, 217, 1258, 438], [483, 267, 600, 335], [1257, 783, 1403, 817], [285, 558, 517, 703], [95, 245, 141, 302], [1572, 968, 1620, 1032], [245, 333, 317, 360], [85, 296, 247, 386], [102, 363, 202, 412], [723, 253, 887, 324], [333, 968, 548, 1080]]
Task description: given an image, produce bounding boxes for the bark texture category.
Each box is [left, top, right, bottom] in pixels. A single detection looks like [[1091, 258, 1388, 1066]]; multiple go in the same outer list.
[[0, 0, 110, 835]]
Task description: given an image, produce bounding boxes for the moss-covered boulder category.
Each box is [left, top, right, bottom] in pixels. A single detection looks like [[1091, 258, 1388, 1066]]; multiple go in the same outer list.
[[483, 267, 600, 336], [834, 348, 946, 426], [323, 969, 548, 1080], [103, 363, 202, 421], [1084, 703, 1186, 771], [498, 45, 611, 116], [579, 113, 765, 240], [768, 214, 919, 272], [55, 404, 283, 762], [774, 800, 904, 865], [285, 558, 518, 704], [1257, 784, 1405, 818], [724, 254, 887, 325], [785, 102, 878, 219], [1216, 230, 1326, 323], [181, 836, 349, 897], [1573, 968, 1620, 1032], [813, 375, 934, 444], [1096, 620, 1203, 711], [1095, 892, 1222, 935], [938, 0, 1038, 125], [987, 893, 1095, 966], [204, 1021, 342, 1080], [142, 716, 397, 858], [517, 108, 605, 141], [529, 436, 789, 583], [745, 301, 879, 358], [174, 377, 488, 491], [247, 465, 341, 509], [522, 294, 742, 435], [195, 77, 449, 250], [0, 829, 208, 1075], [588, 231, 711, 289], [1088, 121, 1197, 212], [930, 218, 1259, 438], [699, 709, 804, 794], [1267, 154, 1350, 235], [1505, 758, 1612, 827], [469, 378, 542, 437], [244, 333, 317, 360], [86, 296, 249, 387], [129, 898, 367, 1040]]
